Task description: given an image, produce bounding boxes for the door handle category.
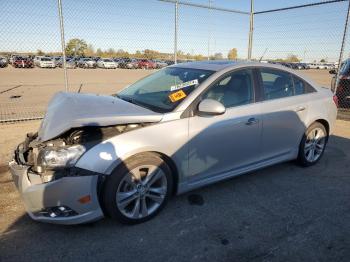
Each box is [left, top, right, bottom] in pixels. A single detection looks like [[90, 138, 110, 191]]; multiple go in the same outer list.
[[295, 106, 306, 112], [246, 117, 259, 126]]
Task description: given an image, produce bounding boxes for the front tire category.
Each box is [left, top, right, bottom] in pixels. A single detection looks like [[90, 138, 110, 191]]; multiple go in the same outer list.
[[297, 122, 328, 167], [103, 154, 173, 224]]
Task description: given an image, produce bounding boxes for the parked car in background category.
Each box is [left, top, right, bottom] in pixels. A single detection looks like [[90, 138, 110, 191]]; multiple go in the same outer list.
[[118, 58, 137, 69], [77, 58, 97, 69], [53, 57, 61, 67], [97, 58, 118, 69], [9, 61, 337, 225], [137, 59, 156, 69], [0, 56, 8, 68], [330, 58, 350, 108], [35, 57, 55, 68], [165, 60, 175, 66], [57, 58, 76, 69], [9, 54, 21, 64], [154, 59, 168, 69], [12, 57, 34, 68]]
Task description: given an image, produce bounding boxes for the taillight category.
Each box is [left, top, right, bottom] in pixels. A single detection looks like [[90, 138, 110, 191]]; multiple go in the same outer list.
[[333, 95, 339, 107], [340, 75, 350, 80]]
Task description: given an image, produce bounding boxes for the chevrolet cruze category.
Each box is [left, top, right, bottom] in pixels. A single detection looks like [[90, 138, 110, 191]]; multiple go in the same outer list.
[[9, 61, 337, 225]]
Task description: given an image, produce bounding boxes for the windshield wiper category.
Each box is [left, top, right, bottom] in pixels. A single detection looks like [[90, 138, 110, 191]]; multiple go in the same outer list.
[[116, 94, 165, 113]]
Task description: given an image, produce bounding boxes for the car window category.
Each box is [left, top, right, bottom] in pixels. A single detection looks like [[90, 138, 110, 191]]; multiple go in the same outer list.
[[202, 69, 254, 108], [259, 68, 294, 100], [293, 75, 316, 95], [118, 67, 214, 112], [340, 60, 350, 75]]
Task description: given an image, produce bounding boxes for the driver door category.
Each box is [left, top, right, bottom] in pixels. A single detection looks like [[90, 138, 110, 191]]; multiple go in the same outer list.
[[186, 68, 262, 183]]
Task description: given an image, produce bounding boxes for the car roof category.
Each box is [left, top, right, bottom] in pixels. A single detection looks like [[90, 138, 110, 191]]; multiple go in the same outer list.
[[169, 60, 307, 74], [169, 60, 248, 71], [169, 60, 320, 88]]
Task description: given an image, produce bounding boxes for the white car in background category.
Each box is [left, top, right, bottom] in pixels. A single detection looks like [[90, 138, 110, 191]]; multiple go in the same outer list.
[[97, 58, 118, 69], [35, 57, 55, 68]]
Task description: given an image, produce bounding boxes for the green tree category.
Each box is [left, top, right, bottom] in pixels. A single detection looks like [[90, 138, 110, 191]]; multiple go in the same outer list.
[[193, 54, 204, 60], [86, 44, 95, 57], [211, 52, 223, 60], [65, 38, 88, 56], [320, 58, 326, 63], [227, 48, 238, 60], [36, 49, 45, 56], [285, 54, 300, 63], [96, 48, 103, 57]]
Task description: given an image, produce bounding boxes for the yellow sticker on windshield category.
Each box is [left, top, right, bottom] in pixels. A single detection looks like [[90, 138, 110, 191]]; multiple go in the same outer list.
[[169, 90, 187, 102]]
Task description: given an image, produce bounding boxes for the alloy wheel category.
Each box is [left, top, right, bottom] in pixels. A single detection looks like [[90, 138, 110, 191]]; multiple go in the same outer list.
[[116, 165, 167, 219], [304, 127, 326, 162]]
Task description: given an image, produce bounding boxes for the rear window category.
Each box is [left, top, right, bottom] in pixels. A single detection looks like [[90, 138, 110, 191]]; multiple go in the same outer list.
[[292, 76, 316, 95], [259, 68, 294, 100]]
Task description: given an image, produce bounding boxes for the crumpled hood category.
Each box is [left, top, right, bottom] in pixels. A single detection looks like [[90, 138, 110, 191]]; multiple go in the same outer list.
[[38, 92, 163, 141]]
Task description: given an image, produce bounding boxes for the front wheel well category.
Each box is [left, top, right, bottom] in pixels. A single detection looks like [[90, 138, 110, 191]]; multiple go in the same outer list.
[[101, 151, 179, 196]]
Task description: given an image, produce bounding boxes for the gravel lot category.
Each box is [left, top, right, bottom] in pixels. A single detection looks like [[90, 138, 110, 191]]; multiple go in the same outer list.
[[1, 67, 349, 262]]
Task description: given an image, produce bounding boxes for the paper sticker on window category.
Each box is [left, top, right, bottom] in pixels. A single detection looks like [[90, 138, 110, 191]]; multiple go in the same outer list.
[[170, 79, 198, 91], [169, 90, 187, 102]]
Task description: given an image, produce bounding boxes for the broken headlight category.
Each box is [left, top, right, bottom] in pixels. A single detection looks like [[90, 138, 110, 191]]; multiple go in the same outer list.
[[38, 145, 86, 169]]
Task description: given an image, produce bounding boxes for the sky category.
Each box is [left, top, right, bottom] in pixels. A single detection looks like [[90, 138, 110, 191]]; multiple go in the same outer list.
[[0, 0, 349, 62]]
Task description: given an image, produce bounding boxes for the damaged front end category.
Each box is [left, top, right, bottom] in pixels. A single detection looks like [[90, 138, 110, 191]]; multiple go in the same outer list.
[[10, 123, 146, 224]]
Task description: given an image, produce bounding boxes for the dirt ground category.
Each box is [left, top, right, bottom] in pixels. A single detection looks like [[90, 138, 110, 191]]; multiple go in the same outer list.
[[0, 120, 349, 262], [1, 67, 349, 261], [0, 67, 333, 121]]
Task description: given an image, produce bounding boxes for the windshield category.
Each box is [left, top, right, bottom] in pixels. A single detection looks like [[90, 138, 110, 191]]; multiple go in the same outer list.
[[103, 59, 113, 62], [41, 58, 52, 61], [117, 67, 214, 112]]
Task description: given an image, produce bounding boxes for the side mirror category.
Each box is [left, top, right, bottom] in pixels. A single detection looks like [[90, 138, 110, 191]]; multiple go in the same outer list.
[[329, 69, 337, 75], [197, 99, 226, 116]]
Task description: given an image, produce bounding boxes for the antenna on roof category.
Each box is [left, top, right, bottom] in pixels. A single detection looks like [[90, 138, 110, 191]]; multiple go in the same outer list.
[[259, 48, 268, 62]]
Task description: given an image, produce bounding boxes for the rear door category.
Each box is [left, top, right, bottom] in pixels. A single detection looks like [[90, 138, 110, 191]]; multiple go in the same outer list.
[[257, 67, 315, 160]]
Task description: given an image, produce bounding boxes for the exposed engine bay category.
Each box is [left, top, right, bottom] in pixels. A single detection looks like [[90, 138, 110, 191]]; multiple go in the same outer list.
[[15, 123, 147, 182]]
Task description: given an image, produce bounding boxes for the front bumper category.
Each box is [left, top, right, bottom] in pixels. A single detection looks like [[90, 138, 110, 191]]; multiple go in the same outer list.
[[9, 160, 104, 225]]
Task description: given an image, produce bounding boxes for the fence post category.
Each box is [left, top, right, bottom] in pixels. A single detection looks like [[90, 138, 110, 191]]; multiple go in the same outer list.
[[208, 0, 212, 60], [58, 0, 68, 92], [174, 0, 179, 64], [335, 0, 350, 93], [247, 0, 254, 60]]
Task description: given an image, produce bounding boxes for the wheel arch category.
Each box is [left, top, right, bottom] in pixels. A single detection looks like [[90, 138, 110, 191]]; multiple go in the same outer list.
[[102, 151, 179, 195], [314, 119, 330, 137]]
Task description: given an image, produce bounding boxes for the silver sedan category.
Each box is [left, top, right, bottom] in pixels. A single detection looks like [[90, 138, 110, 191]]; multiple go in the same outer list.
[[9, 61, 337, 225]]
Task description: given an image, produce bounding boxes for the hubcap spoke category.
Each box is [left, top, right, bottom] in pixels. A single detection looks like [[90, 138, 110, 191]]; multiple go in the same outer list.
[[131, 197, 141, 218], [146, 193, 164, 204], [144, 170, 163, 187], [148, 186, 167, 195], [117, 190, 138, 209], [141, 197, 148, 217]]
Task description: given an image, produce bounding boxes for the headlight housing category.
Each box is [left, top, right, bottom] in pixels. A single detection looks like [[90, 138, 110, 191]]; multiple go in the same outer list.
[[39, 145, 86, 169]]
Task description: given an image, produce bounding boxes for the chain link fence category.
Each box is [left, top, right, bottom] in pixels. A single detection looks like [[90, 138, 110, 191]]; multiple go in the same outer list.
[[0, 0, 349, 123]]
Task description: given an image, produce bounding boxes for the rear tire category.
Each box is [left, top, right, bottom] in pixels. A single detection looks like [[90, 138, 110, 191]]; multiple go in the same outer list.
[[297, 122, 328, 167], [102, 154, 173, 224]]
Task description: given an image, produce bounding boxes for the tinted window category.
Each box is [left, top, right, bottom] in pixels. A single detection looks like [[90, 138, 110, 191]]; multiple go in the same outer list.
[[293, 76, 316, 95], [202, 69, 254, 108], [259, 68, 293, 100], [340, 60, 350, 75]]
